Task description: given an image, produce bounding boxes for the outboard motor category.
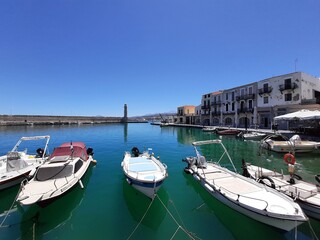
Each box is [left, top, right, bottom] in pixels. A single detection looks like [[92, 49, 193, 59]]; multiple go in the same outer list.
[[36, 148, 44, 157], [131, 147, 140, 157], [182, 156, 197, 168], [87, 147, 94, 156]]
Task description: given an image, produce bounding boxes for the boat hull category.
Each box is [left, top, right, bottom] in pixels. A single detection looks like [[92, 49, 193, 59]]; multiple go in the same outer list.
[[125, 176, 164, 199], [188, 167, 306, 231]]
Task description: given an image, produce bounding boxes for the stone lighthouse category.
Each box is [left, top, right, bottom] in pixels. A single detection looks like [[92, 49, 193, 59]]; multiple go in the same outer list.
[[122, 104, 128, 123]]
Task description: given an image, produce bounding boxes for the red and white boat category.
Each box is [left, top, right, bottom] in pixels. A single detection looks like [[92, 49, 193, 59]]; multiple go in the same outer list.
[[17, 141, 95, 207]]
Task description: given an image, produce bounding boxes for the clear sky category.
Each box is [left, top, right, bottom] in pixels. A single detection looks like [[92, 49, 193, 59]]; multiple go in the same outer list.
[[0, 0, 319, 117]]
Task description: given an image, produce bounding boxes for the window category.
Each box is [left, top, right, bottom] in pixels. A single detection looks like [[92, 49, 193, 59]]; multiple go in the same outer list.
[[248, 100, 253, 109], [263, 83, 268, 92], [264, 96, 268, 104], [232, 102, 235, 111], [232, 92, 235, 101], [226, 93, 229, 101], [74, 160, 84, 173], [285, 93, 292, 101], [248, 86, 253, 94], [226, 104, 229, 112]]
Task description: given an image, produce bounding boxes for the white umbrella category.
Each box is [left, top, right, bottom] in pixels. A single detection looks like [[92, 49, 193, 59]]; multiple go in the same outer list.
[[274, 109, 320, 121]]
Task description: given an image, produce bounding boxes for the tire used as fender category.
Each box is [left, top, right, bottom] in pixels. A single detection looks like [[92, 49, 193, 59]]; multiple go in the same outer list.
[[258, 176, 276, 189]]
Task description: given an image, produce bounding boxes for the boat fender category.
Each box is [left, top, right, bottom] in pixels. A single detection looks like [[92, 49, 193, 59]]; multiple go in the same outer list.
[[79, 180, 84, 189], [293, 173, 302, 180], [315, 175, 320, 184], [258, 176, 275, 189], [284, 153, 296, 165]]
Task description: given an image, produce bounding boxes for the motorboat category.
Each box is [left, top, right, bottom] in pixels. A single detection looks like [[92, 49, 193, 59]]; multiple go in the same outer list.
[[243, 161, 320, 220], [17, 142, 95, 207], [0, 136, 50, 190], [237, 131, 267, 141], [202, 126, 217, 132], [216, 129, 241, 135], [182, 140, 308, 231], [121, 147, 168, 199], [260, 134, 320, 153]]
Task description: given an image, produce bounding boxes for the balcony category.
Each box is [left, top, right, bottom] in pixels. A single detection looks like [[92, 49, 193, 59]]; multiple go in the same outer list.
[[211, 101, 222, 106], [258, 87, 273, 96], [236, 94, 256, 101], [279, 82, 298, 93], [201, 105, 210, 110], [211, 111, 221, 116], [237, 108, 254, 114]]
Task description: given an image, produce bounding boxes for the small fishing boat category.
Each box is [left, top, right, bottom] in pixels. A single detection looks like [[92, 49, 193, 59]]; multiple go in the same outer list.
[[182, 140, 308, 231], [216, 129, 241, 135], [0, 136, 50, 190], [237, 131, 267, 141], [17, 141, 95, 207], [243, 160, 320, 220], [260, 134, 320, 153], [202, 126, 217, 132], [121, 147, 168, 199]]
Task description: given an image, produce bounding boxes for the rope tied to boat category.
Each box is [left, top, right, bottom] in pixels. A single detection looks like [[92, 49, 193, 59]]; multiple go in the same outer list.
[[0, 179, 25, 228], [126, 194, 200, 240]]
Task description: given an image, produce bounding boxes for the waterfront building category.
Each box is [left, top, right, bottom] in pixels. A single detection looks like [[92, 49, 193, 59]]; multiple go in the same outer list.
[[176, 106, 196, 124], [196, 71, 320, 130], [200, 92, 213, 125], [220, 83, 258, 128], [209, 91, 223, 126], [257, 72, 320, 130]]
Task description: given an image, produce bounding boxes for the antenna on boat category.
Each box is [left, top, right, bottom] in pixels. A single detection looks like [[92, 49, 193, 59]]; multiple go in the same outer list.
[[70, 141, 74, 159]]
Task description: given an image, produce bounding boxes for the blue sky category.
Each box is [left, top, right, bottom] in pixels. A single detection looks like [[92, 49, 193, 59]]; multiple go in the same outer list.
[[0, 0, 319, 117]]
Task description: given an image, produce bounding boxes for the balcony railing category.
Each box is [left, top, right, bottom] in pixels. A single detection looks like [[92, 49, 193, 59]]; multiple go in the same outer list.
[[236, 94, 255, 101], [258, 87, 273, 96], [211, 101, 222, 106], [237, 108, 254, 114], [279, 82, 298, 93], [211, 111, 221, 116], [201, 105, 210, 110]]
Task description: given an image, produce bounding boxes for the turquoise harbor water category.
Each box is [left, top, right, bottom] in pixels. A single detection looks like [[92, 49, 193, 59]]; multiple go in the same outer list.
[[0, 123, 320, 240]]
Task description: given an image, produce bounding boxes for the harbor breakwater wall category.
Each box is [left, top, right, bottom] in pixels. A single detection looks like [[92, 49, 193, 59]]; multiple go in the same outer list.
[[0, 114, 124, 126]]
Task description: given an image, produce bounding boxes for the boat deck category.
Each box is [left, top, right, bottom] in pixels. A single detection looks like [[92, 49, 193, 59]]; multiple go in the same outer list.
[[197, 164, 298, 214]]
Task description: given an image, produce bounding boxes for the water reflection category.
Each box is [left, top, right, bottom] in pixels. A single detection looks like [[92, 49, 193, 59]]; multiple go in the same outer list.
[[122, 179, 168, 231], [18, 165, 94, 240]]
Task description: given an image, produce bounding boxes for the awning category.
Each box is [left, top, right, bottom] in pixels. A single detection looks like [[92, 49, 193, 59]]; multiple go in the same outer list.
[[274, 109, 320, 121]]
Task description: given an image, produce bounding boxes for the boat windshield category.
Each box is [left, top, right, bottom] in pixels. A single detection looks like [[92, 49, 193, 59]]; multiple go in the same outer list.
[[35, 165, 73, 181]]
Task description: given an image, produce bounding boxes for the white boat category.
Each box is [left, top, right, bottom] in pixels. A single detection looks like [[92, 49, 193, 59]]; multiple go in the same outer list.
[[243, 162, 320, 220], [260, 134, 320, 153], [237, 131, 267, 140], [121, 147, 168, 199], [202, 126, 217, 132], [0, 136, 50, 190], [17, 141, 95, 207], [182, 140, 308, 231]]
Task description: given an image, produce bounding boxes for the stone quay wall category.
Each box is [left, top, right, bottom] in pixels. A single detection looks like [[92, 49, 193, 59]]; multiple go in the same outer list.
[[0, 114, 123, 126]]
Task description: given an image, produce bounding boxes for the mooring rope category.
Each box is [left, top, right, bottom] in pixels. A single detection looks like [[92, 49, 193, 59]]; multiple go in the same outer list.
[[308, 219, 319, 240], [126, 197, 155, 240], [156, 195, 199, 240], [0, 182, 24, 228]]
